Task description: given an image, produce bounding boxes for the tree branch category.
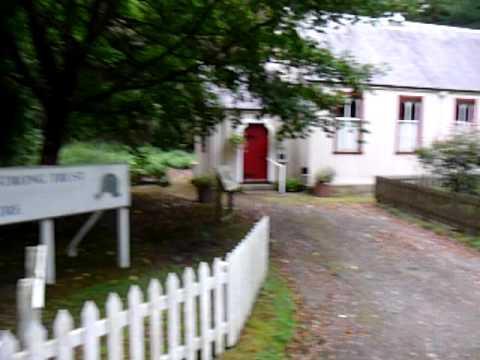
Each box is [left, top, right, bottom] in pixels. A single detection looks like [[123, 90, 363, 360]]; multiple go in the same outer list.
[[21, 0, 58, 86], [3, 32, 47, 104], [76, 8, 282, 108], [138, 0, 220, 69], [83, 0, 117, 49]]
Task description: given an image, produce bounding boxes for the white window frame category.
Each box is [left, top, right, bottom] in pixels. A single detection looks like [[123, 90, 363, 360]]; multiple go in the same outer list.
[[455, 99, 476, 131], [397, 97, 422, 154], [334, 98, 362, 154]]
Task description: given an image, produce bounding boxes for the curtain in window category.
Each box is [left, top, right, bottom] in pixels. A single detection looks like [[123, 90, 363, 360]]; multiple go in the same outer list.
[[457, 103, 474, 122], [335, 98, 362, 153], [398, 99, 420, 152], [398, 121, 418, 153], [337, 120, 360, 152]]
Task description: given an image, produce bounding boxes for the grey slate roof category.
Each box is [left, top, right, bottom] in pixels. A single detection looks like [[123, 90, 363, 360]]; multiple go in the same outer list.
[[308, 20, 480, 92], [217, 20, 480, 109]]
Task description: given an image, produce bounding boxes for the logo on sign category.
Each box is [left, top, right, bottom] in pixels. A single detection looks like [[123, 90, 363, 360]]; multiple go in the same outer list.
[[95, 173, 121, 199]]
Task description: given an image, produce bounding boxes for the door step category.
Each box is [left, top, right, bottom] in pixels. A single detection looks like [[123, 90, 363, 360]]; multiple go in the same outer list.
[[241, 183, 276, 191]]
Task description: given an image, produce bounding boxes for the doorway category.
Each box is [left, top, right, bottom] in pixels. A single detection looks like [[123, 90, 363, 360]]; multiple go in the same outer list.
[[243, 124, 268, 182]]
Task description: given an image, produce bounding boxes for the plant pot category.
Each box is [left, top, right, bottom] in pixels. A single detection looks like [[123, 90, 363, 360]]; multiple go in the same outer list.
[[196, 186, 214, 203], [314, 183, 334, 197]]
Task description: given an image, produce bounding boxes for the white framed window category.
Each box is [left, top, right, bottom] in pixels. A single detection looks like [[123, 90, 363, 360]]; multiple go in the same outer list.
[[455, 99, 475, 125], [335, 97, 362, 154], [397, 96, 422, 154]]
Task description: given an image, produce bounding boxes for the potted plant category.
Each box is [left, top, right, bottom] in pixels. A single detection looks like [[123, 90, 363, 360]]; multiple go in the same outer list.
[[191, 174, 216, 203], [314, 167, 336, 197], [228, 134, 246, 148], [286, 177, 305, 192]]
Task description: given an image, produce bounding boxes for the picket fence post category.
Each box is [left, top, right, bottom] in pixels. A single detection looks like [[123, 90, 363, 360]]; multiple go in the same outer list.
[[0, 331, 18, 360], [213, 258, 225, 355], [25, 321, 46, 360], [225, 251, 237, 348], [167, 274, 180, 360], [128, 286, 144, 360], [199, 262, 212, 360], [106, 293, 123, 360], [82, 301, 99, 360], [183, 268, 196, 360], [54, 310, 74, 360], [148, 279, 163, 360]]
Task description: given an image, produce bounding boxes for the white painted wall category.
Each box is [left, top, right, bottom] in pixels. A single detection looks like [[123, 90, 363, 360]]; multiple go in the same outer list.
[[196, 87, 480, 186], [308, 88, 480, 185], [195, 111, 309, 184]]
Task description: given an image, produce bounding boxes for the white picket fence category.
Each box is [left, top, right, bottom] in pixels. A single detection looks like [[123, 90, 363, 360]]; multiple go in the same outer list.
[[0, 216, 270, 360]]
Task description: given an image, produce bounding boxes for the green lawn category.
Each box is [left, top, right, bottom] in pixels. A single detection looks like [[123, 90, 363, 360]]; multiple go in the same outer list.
[[222, 267, 296, 360], [254, 191, 374, 207], [0, 187, 255, 331], [1, 184, 299, 358]]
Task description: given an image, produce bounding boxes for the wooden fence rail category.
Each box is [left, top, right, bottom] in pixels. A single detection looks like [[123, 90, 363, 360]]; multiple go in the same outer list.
[[376, 176, 480, 232], [0, 217, 270, 360]]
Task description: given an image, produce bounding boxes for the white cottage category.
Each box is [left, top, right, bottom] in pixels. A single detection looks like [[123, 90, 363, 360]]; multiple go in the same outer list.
[[195, 18, 480, 187]]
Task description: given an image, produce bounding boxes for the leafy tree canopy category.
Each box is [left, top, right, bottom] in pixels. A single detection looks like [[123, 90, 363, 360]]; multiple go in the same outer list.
[[1, 0, 416, 164], [411, 0, 480, 28]]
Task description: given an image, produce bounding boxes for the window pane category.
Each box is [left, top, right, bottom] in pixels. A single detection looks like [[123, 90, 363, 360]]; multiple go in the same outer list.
[[413, 102, 421, 121], [468, 104, 474, 122], [339, 98, 360, 118], [460, 104, 468, 122], [404, 102, 413, 120], [456, 101, 475, 122], [343, 102, 351, 117], [337, 121, 360, 152], [398, 122, 418, 152], [400, 99, 421, 120], [461, 104, 465, 121]]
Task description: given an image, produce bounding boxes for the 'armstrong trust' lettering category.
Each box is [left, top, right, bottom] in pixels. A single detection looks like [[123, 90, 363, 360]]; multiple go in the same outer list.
[[0, 205, 21, 217], [0, 172, 85, 187]]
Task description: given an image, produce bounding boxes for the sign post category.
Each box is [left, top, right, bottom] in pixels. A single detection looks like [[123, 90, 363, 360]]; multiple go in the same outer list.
[[117, 207, 130, 268], [39, 220, 55, 284], [0, 165, 131, 284], [18, 245, 47, 345]]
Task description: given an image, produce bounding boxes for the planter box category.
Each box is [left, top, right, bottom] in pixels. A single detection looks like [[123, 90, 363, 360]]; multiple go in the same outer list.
[[314, 183, 334, 197], [196, 187, 215, 203]]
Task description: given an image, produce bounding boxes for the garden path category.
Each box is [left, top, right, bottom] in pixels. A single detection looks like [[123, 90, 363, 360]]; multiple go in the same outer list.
[[238, 193, 480, 360]]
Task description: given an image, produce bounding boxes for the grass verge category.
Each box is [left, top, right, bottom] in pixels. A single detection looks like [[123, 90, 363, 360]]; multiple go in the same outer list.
[[253, 191, 373, 207], [222, 266, 296, 360], [379, 204, 480, 251]]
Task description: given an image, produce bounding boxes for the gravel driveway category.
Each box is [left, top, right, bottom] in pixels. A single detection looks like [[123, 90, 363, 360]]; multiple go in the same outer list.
[[239, 193, 480, 360]]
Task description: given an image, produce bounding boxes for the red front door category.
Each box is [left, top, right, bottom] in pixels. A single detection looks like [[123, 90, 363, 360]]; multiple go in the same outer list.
[[244, 124, 268, 181]]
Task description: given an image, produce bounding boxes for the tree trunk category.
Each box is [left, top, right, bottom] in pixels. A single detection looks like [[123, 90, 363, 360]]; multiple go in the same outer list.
[[40, 103, 68, 165]]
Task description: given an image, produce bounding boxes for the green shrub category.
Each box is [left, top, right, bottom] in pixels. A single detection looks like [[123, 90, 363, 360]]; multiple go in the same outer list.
[[417, 132, 480, 194], [138, 146, 195, 169], [162, 150, 195, 169], [286, 178, 304, 192], [60, 142, 134, 165], [60, 142, 195, 185], [228, 134, 246, 147], [315, 167, 336, 184]]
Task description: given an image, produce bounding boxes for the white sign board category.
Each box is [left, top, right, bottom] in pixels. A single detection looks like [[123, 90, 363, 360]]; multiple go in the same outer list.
[[0, 164, 130, 225]]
